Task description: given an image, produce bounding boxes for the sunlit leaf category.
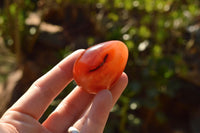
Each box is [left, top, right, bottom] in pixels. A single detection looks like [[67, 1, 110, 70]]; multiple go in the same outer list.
[[189, 4, 198, 15], [126, 40, 134, 51], [124, 0, 133, 10], [153, 45, 162, 57], [98, 0, 106, 4], [9, 4, 17, 15], [139, 26, 151, 38], [114, 0, 124, 8], [108, 13, 119, 21], [144, 0, 154, 12]]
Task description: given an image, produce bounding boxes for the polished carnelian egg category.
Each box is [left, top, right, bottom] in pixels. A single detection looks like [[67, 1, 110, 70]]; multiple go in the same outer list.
[[73, 40, 128, 94]]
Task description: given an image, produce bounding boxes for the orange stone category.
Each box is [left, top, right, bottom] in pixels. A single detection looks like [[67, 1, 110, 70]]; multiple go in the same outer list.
[[73, 40, 128, 94]]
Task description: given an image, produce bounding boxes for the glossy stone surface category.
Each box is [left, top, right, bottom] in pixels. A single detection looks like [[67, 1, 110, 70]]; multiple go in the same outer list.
[[73, 40, 128, 94]]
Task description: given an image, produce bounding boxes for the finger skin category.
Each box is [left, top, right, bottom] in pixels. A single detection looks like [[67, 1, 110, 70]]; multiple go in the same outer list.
[[42, 86, 94, 133], [4, 49, 85, 120], [1, 111, 50, 133], [0, 123, 18, 133], [80, 89, 113, 133], [73, 73, 128, 133], [110, 72, 128, 106]]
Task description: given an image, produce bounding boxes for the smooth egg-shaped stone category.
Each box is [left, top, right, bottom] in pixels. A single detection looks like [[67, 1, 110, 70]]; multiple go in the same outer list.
[[73, 40, 128, 94]]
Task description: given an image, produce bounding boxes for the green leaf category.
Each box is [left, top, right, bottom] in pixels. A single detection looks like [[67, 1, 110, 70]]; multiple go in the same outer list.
[[114, 0, 124, 8], [144, 0, 155, 12], [139, 25, 151, 38], [9, 4, 17, 15], [124, 0, 133, 10], [153, 45, 162, 57], [164, 69, 173, 78], [108, 13, 119, 21], [98, 0, 106, 4], [126, 40, 134, 51]]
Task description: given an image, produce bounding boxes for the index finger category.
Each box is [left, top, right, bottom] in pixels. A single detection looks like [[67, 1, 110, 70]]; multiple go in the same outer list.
[[6, 49, 85, 120]]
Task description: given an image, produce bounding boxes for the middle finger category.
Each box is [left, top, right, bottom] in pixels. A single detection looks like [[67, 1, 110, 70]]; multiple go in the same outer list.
[[42, 86, 94, 133]]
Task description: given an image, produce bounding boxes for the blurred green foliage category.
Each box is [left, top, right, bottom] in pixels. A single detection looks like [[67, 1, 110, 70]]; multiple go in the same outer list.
[[1, 0, 200, 132]]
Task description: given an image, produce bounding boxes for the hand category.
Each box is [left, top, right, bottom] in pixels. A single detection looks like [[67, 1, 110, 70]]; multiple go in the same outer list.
[[0, 49, 128, 133]]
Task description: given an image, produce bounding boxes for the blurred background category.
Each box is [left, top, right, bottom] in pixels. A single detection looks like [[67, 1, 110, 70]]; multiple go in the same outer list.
[[1, 0, 200, 133]]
